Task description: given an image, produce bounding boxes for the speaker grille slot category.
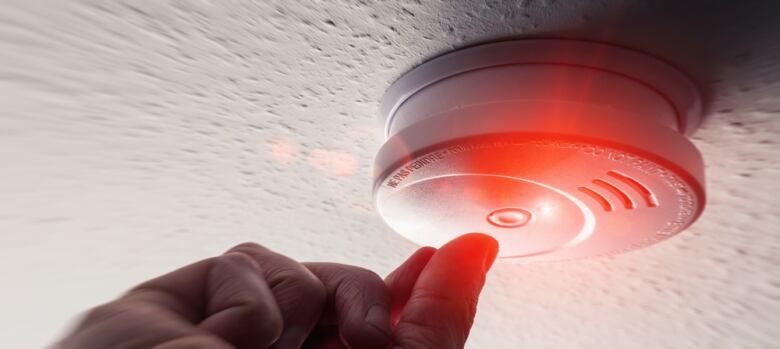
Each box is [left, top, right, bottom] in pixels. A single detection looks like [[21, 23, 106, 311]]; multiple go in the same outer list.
[[578, 187, 613, 212], [593, 179, 635, 209], [607, 171, 658, 207]]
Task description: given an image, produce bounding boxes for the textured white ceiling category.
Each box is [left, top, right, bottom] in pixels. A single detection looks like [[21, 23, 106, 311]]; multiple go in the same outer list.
[[1, 1, 779, 348]]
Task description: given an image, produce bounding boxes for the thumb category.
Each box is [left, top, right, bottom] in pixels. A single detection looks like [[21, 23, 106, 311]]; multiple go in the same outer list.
[[392, 233, 498, 349]]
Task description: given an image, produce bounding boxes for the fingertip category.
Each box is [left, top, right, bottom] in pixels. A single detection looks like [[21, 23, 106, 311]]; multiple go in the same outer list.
[[443, 233, 499, 271], [475, 233, 499, 270], [416, 246, 438, 257], [452, 232, 498, 248], [401, 246, 437, 272]]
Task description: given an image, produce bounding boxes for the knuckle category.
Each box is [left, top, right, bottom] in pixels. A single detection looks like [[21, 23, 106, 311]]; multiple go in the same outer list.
[[215, 252, 258, 269], [300, 272, 327, 305], [276, 267, 328, 310], [225, 295, 283, 344], [227, 241, 268, 255]]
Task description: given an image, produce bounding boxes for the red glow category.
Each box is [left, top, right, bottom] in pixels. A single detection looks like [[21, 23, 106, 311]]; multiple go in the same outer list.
[[307, 149, 357, 176], [269, 138, 299, 164]]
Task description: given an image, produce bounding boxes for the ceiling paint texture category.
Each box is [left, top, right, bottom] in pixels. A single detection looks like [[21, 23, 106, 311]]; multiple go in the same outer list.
[[1, 1, 778, 348]]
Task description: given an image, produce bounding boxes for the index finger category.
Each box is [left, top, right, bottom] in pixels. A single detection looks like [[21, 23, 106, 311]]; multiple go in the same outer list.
[[392, 233, 498, 349]]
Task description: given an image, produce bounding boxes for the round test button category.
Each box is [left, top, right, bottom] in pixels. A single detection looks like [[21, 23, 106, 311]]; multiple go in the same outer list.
[[487, 208, 533, 228]]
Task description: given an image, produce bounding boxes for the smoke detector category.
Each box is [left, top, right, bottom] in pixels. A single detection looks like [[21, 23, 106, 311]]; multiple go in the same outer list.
[[373, 40, 706, 262]]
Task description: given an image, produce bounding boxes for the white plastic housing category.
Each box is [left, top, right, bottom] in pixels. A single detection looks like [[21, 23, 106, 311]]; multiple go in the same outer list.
[[373, 40, 706, 262]]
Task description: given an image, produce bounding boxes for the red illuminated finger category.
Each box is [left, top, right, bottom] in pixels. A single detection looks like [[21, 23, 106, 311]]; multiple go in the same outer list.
[[384, 246, 437, 325], [392, 233, 498, 349]]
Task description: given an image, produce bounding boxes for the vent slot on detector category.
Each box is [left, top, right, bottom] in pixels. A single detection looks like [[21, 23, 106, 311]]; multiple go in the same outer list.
[[607, 171, 659, 207], [593, 179, 635, 209], [578, 186, 614, 212]]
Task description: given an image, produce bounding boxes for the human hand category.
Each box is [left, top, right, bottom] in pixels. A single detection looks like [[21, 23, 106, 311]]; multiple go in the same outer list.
[[58, 233, 498, 349]]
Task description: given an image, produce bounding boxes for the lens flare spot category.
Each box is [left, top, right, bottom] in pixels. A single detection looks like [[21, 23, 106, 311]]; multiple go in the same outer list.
[[307, 149, 357, 176], [269, 138, 299, 164], [329, 151, 358, 176], [538, 202, 556, 216]]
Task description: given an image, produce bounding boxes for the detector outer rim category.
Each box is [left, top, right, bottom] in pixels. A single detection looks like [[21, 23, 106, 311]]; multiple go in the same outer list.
[[373, 103, 705, 202], [380, 39, 703, 137]]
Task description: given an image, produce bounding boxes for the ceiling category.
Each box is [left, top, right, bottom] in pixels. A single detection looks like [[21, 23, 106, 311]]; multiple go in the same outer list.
[[1, 1, 778, 347]]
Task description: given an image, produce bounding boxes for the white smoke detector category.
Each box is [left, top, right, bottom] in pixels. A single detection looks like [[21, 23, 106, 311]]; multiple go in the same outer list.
[[373, 40, 706, 262]]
